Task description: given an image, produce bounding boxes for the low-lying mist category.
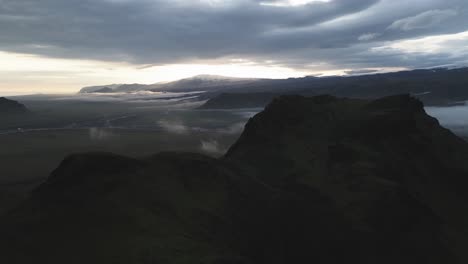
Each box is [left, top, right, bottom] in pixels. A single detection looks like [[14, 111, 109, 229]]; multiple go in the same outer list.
[[200, 140, 226, 155], [49, 91, 204, 103], [89, 127, 116, 141], [0, 92, 261, 185], [426, 104, 468, 137], [157, 119, 248, 155]]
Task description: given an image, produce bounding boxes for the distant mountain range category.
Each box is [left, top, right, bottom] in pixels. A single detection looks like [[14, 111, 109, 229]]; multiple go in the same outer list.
[[79, 75, 262, 94], [2, 94, 468, 263], [81, 67, 468, 106]]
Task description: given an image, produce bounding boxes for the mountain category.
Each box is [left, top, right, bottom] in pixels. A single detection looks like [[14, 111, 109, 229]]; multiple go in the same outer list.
[[78, 75, 261, 94], [93, 87, 114, 93], [0, 97, 29, 115], [78, 67, 468, 106], [2, 94, 468, 263], [226, 94, 468, 263], [79, 84, 123, 93], [149, 75, 262, 93], [199, 67, 468, 108]]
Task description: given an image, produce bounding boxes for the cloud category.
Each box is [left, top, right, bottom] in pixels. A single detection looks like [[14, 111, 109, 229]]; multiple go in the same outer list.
[[0, 0, 379, 63], [260, 0, 331, 7], [89, 127, 114, 140], [157, 120, 189, 134], [369, 31, 468, 68], [0, 0, 468, 74], [358, 33, 380, 41], [388, 9, 458, 31], [218, 122, 247, 134], [344, 69, 379, 75]]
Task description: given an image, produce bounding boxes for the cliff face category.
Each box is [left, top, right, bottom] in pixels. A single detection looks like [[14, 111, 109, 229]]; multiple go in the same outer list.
[[2, 95, 468, 264]]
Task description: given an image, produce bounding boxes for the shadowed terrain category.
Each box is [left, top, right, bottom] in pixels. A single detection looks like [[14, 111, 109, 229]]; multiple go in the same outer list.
[[0, 97, 29, 115], [1, 94, 468, 263]]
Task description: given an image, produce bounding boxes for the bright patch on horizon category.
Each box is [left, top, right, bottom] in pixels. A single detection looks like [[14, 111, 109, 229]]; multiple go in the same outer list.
[[0, 51, 310, 95]]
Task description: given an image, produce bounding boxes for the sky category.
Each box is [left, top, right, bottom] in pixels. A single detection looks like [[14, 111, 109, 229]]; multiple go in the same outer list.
[[1, 0, 468, 95]]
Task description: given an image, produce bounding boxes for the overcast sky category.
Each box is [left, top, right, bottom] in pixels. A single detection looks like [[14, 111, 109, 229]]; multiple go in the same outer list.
[[1, 0, 468, 94]]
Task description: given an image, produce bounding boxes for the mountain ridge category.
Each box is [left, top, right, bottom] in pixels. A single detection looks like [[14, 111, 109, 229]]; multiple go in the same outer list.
[[2, 94, 468, 263], [79, 75, 262, 94], [79, 67, 468, 106]]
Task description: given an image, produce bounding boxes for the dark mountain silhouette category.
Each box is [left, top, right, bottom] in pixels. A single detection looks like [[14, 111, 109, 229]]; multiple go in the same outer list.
[[200, 67, 468, 108], [2, 94, 468, 263], [0, 97, 29, 115], [217, 68, 468, 104]]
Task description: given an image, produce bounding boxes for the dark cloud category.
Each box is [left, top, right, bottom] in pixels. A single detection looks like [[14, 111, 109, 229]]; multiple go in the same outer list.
[[1, 0, 468, 71]]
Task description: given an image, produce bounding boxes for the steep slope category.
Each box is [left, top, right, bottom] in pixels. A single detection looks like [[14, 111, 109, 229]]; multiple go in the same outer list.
[[2, 95, 468, 264], [0, 97, 29, 115], [226, 94, 468, 262]]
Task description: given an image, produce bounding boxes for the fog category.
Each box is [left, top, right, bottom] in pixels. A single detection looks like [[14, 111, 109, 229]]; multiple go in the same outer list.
[[49, 91, 204, 103], [89, 127, 115, 141], [0, 93, 263, 186], [218, 122, 246, 135], [157, 120, 190, 135], [200, 140, 226, 155], [426, 104, 468, 137]]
